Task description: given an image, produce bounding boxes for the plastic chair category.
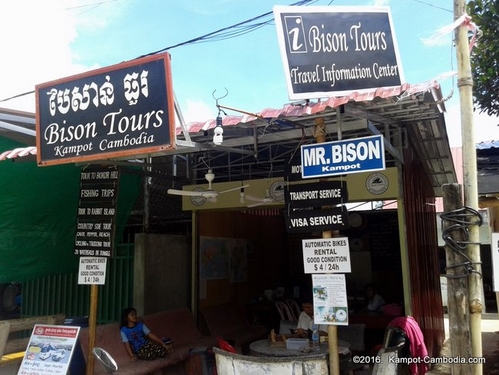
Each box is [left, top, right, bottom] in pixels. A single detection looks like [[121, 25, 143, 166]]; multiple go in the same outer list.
[[285, 299, 301, 321], [275, 301, 297, 321], [92, 347, 118, 374], [217, 337, 238, 353]]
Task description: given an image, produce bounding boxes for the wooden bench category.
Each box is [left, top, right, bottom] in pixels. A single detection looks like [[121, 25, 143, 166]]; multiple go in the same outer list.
[[199, 304, 268, 353], [79, 306, 218, 375], [0, 313, 65, 372]]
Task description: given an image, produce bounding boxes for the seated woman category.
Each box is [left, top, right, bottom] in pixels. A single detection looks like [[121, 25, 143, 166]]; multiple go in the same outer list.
[[365, 283, 385, 312]]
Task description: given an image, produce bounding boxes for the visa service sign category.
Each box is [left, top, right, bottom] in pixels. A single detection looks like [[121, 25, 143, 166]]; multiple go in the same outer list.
[[301, 135, 385, 178]]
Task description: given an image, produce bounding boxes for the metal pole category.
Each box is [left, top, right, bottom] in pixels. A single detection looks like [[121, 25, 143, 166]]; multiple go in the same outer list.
[[454, 1, 483, 373]]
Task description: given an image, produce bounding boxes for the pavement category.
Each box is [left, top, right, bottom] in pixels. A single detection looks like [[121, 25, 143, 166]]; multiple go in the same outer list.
[[428, 313, 499, 375]]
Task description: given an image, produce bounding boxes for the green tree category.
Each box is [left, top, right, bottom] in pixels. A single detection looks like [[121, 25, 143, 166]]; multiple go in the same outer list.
[[468, 0, 499, 116]]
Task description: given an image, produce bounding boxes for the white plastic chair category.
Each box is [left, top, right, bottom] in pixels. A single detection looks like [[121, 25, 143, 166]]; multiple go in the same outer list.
[[93, 347, 118, 374], [285, 299, 301, 321], [275, 301, 297, 321]]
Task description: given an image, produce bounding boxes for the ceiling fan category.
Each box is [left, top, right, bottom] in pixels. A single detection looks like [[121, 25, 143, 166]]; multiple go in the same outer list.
[[244, 189, 275, 208], [167, 169, 249, 203]]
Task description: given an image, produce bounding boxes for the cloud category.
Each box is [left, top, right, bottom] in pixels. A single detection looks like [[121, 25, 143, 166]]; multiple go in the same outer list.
[[180, 99, 217, 125], [445, 103, 499, 147], [0, 0, 121, 112]]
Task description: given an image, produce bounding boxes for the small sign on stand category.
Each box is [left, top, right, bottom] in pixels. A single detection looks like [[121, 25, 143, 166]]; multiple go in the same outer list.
[[17, 324, 80, 375], [78, 257, 107, 285], [312, 274, 349, 325]]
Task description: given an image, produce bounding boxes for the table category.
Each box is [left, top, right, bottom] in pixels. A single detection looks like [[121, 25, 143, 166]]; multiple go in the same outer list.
[[249, 339, 350, 358]]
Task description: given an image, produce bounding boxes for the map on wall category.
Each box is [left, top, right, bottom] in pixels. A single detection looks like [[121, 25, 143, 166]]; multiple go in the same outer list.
[[199, 237, 249, 282], [200, 237, 230, 280], [230, 239, 249, 283]]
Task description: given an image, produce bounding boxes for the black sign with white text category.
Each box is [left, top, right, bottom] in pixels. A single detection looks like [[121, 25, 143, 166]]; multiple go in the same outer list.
[[273, 6, 404, 99], [74, 166, 119, 257], [284, 206, 349, 233], [285, 181, 348, 208], [36, 53, 175, 166]]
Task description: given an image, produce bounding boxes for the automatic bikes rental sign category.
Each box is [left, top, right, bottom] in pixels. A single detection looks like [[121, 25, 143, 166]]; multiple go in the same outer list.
[[35, 52, 176, 166], [273, 6, 404, 100]]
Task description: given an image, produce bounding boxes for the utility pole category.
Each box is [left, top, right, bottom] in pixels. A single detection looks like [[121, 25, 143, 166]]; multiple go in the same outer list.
[[454, 1, 483, 374]]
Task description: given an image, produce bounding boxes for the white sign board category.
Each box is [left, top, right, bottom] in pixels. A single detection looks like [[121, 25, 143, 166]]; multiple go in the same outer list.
[[78, 257, 107, 285], [312, 274, 349, 325], [492, 233, 499, 291], [302, 237, 351, 273], [17, 324, 80, 375]]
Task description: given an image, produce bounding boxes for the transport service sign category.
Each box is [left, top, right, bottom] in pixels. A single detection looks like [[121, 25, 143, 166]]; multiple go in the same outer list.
[[300, 135, 385, 178]]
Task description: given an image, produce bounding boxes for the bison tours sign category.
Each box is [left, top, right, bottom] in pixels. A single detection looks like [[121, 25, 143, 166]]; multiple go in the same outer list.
[[35, 52, 176, 166], [273, 6, 404, 99]]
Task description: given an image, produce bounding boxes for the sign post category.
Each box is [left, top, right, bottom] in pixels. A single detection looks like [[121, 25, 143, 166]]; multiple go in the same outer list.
[[17, 324, 81, 375], [74, 165, 119, 375]]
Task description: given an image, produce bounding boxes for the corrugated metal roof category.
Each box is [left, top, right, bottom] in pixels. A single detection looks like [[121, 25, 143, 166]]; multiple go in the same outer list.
[[182, 81, 443, 134], [0, 80, 458, 196], [476, 140, 499, 150], [0, 146, 37, 161]]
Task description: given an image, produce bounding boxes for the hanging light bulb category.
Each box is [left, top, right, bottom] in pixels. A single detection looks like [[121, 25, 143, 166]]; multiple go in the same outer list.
[[213, 115, 224, 145]]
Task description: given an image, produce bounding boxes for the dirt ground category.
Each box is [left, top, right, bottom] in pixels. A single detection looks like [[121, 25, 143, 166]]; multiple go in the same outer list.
[[427, 314, 499, 375]]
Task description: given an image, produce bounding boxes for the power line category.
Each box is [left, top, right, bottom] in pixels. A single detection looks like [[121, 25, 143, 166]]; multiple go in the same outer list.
[[411, 0, 452, 13], [0, 0, 318, 104]]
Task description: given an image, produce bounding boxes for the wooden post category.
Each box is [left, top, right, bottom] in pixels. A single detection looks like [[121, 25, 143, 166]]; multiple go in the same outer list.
[[490, 206, 499, 315], [442, 183, 472, 375], [85, 284, 99, 375], [313, 117, 340, 375], [454, 1, 483, 373]]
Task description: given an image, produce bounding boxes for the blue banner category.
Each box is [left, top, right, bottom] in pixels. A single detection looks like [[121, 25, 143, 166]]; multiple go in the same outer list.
[[301, 135, 385, 178]]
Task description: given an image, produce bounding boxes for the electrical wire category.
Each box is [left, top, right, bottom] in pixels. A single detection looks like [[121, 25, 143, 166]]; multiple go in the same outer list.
[[137, 0, 319, 58], [440, 207, 483, 278], [0, 0, 318, 104]]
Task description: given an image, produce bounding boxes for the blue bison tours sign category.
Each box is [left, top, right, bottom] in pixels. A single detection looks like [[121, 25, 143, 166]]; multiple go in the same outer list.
[[273, 6, 404, 100], [36, 53, 176, 166]]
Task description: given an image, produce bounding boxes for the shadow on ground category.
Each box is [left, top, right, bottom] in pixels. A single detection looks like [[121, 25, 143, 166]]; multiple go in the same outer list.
[[428, 331, 499, 375]]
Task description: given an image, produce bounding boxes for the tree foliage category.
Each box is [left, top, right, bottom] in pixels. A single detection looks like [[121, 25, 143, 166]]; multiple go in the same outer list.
[[468, 0, 499, 116]]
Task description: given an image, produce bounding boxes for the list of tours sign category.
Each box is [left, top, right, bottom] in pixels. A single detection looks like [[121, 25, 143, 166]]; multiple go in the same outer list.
[[35, 52, 175, 166], [273, 6, 404, 99], [74, 166, 119, 257]]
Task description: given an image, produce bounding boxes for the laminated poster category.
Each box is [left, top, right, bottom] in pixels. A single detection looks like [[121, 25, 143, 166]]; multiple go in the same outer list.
[[17, 324, 80, 375], [312, 274, 349, 325]]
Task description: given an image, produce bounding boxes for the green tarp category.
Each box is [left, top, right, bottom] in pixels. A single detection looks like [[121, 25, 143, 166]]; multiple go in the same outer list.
[[0, 138, 141, 283]]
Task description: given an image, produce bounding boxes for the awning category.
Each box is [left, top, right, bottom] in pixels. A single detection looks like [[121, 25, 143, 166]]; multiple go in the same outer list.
[[0, 146, 36, 161]]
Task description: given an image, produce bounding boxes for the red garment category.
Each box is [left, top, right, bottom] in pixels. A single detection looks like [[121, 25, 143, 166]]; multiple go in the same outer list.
[[389, 316, 429, 375]]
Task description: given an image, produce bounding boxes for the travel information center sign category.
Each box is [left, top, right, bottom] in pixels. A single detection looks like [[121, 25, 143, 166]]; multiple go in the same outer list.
[[273, 6, 404, 99]]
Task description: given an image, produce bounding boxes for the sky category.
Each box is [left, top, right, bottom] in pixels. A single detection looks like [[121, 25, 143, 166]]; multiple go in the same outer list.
[[0, 0, 497, 147]]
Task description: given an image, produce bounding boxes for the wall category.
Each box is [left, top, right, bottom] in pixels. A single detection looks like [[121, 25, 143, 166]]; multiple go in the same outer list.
[[197, 210, 287, 309], [134, 233, 191, 316]]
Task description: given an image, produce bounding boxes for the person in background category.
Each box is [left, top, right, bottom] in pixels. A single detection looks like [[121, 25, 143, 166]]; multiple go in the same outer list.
[[365, 283, 385, 312], [120, 307, 173, 361], [294, 297, 328, 338]]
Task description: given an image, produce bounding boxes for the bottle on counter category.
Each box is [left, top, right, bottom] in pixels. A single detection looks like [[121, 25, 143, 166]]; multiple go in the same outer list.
[[311, 324, 319, 348]]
